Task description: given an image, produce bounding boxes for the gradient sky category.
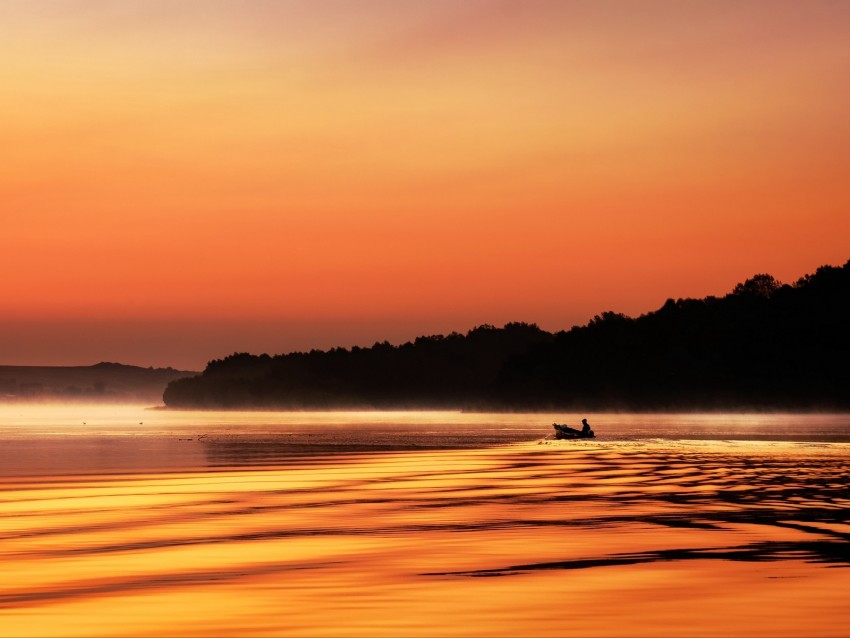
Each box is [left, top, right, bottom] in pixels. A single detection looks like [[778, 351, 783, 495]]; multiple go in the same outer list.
[[2, 1, 849, 370]]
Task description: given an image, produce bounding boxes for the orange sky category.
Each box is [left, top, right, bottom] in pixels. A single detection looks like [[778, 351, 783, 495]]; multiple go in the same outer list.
[[2, 1, 849, 369]]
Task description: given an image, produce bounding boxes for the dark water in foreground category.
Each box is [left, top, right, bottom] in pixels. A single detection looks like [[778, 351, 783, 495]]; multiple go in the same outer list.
[[1, 407, 849, 636]]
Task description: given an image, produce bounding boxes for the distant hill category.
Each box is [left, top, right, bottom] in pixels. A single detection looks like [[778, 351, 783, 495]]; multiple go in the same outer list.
[[163, 259, 850, 410], [0, 362, 197, 404]]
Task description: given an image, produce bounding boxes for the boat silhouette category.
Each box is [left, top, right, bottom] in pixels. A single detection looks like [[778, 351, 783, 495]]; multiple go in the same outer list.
[[552, 423, 595, 439]]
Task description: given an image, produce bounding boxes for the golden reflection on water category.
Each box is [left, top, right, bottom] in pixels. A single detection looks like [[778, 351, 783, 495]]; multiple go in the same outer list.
[[2, 434, 850, 637]]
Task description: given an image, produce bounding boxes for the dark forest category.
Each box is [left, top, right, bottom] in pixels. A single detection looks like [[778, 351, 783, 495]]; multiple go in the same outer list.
[[163, 260, 850, 410]]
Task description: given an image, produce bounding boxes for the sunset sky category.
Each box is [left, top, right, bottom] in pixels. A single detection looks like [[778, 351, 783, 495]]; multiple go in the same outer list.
[[2, 1, 849, 370]]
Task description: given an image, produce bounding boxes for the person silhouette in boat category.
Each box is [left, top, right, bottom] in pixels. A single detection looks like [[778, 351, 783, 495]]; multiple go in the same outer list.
[[581, 419, 593, 436]]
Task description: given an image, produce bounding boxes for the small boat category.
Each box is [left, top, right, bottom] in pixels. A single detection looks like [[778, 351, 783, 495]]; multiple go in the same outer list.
[[552, 423, 595, 439]]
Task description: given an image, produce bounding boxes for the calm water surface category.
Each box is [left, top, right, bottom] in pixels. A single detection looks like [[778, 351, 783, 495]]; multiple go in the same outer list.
[[1, 407, 849, 475], [1, 406, 849, 636]]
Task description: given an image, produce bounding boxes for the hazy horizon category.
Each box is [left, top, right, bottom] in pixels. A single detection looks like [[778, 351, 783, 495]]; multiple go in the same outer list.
[[2, 258, 847, 371]]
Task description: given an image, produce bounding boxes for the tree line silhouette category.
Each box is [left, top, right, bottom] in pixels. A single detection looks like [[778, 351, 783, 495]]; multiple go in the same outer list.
[[163, 260, 850, 410]]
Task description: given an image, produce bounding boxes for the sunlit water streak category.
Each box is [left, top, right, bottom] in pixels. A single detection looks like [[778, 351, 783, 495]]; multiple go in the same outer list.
[[1, 407, 849, 636]]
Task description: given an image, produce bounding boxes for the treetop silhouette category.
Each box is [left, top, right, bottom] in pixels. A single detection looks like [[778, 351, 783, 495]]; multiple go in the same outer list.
[[164, 259, 850, 410]]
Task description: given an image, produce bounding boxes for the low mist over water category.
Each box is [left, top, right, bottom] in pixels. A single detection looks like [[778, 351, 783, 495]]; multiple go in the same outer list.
[[0, 404, 850, 474], [1, 406, 849, 476]]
